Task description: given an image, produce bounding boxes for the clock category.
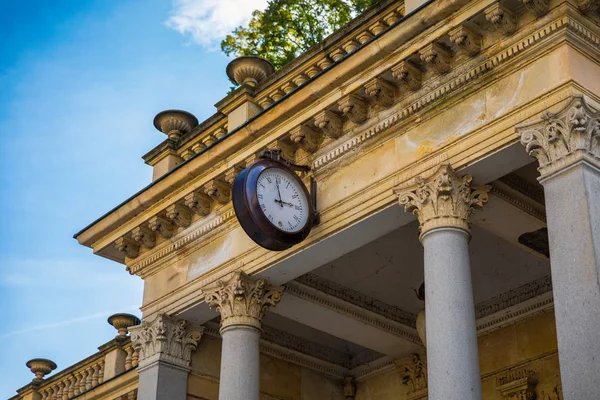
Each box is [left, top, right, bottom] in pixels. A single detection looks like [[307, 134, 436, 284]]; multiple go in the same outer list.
[[232, 158, 315, 251]]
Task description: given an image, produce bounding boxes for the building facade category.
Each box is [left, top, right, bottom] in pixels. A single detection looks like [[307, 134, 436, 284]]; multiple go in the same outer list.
[[11, 0, 600, 399]]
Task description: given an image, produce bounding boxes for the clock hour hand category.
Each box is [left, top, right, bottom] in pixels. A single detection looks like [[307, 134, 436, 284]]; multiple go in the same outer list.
[[275, 199, 294, 207]]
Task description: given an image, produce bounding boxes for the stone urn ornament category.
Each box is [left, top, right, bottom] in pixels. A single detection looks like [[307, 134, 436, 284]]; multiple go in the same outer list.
[[108, 313, 141, 338], [226, 56, 275, 87], [26, 358, 57, 383], [153, 110, 198, 141]]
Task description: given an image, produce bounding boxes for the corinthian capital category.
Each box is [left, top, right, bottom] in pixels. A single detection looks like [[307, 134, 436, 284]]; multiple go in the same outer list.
[[129, 314, 203, 370], [203, 271, 284, 332], [517, 95, 600, 181], [393, 164, 490, 238]]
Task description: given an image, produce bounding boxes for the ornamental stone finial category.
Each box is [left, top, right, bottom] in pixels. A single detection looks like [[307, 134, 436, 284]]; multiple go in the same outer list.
[[26, 358, 57, 383], [393, 164, 490, 238], [129, 314, 203, 370], [516, 95, 600, 181], [203, 271, 284, 332], [107, 313, 141, 338]]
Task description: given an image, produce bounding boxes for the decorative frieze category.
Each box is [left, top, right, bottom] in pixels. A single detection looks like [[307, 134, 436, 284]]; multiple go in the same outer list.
[[166, 204, 192, 228], [486, 3, 517, 35], [578, 0, 600, 13], [522, 0, 550, 17], [314, 110, 344, 139], [364, 78, 395, 108], [131, 225, 156, 249], [420, 42, 452, 74], [396, 353, 428, 400], [203, 179, 231, 204], [393, 164, 491, 237], [148, 215, 176, 239], [115, 237, 139, 259], [290, 125, 322, 153], [495, 369, 538, 400], [130, 314, 203, 370], [203, 271, 284, 331], [516, 95, 600, 180], [391, 61, 422, 91], [449, 25, 482, 57], [225, 165, 245, 185], [184, 191, 212, 216], [339, 95, 368, 124]]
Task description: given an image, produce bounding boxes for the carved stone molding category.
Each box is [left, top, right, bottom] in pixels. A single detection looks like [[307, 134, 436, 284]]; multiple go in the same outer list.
[[148, 215, 175, 239], [115, 237, 139, 259], [486, 3, 517, 35], [225, 165, 245, 186], [396, 353, 428, 400], [267, 139, 297, 162], [495, 369, 538, 400], [449, 25, 482, 56], [344, 377, 357, 399], [578, 0, 600, 13], [203, 179, 231, 204], [166, 204, 192, 228], [339, 95, 368, 124], [419, 42, 452, 74], [203, 271, 284, 331], [364, 78, 395, 107], [129, 314, 203, 370], [289, 125, 322, 153], [131, 225, 156, 249], [391, 61, 422, 91], [185, 191, 212, 216], [522, 0, 550, 17], [314, 110, 344, 139], [516, 95, 600, 181], [394, 164, 491, 237]]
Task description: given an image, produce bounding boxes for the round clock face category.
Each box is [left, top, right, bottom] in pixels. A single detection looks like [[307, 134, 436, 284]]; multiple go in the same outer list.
[[256, 168, 310, 233], [232, 159, 315, 251]]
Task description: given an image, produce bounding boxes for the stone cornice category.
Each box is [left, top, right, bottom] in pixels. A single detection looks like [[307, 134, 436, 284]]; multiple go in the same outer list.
[[78, 3, 600, 268]]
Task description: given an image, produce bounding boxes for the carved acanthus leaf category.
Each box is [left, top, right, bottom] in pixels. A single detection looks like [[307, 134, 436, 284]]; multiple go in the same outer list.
[[129, 314, 203, 370], [289, 125, 322, 153], [516, 95, 600, 180], [449, 25, 481, 56], [338, 95, 368, 124], [115, 237, 139, 259], [148, 215, 176, 239], [522, 0, 550, 16], [419, 43, 452, 74], [393, 164, 491, 237], [314, 110, 344, 139], [485, 3, 517, 35], [184, 191, 212, 216], [131, 226, 156, 249], [203, 179, 231, 204], [166, 204, 192, 228], [203, 271, 284, 331], [396, 353, 428, 399], [391, 61, 422, 91], [364, 78, 395, 107]]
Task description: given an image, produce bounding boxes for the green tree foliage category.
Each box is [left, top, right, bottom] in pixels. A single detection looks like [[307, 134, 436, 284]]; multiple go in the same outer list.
[[221, 0, 378, 69]]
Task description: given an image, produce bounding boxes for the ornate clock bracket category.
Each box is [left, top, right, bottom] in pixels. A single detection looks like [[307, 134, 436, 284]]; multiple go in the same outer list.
[[258, 149, 320, 226]]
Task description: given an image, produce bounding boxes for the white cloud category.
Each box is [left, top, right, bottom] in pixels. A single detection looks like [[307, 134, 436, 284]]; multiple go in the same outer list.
[[166, 0, 268, 49]]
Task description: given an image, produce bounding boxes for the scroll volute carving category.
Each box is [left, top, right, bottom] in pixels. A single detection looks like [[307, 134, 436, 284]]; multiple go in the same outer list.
[[391, 61, 422, 92], [131, 225, 156, 249], [203, 179, 231, 204], [449, 25, 481, 57], [314, 110, 344, 139], [396, 353, 428, 400], [485, 3, 517, 35], [364, 78, 395, 108], [115, 237, 139, 259], [419, 43, 452, 74], [338, 95, 368, 125], [148, 215, 176, 239], [185, 191, 212, 216], [166, 204, 192, 228], [290, 125, 322, 153]]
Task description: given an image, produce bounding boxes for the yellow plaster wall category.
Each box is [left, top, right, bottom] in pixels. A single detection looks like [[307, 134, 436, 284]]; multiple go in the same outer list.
[[356, 311, 561, 400], [186, 335, 343, 400]]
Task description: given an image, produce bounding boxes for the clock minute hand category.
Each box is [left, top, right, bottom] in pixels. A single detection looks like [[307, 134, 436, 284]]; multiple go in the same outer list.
[[275, 180, 283, 208]]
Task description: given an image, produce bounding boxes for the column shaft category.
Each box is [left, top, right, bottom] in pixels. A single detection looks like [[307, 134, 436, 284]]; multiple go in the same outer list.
[[219, 326, 261, 400], [137, 363, 188, 400], [422, 228, 482, 400], [542, 163, 600, 399]]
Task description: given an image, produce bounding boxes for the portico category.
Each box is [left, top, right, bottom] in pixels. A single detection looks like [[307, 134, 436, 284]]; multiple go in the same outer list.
[[11, 1, 600, 400]]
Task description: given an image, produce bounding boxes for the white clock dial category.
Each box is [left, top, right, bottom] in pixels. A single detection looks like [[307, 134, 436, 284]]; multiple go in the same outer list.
[[256, 168, 310, 233]]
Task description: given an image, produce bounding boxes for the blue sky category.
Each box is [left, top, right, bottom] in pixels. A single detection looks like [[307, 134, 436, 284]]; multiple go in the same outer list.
[[0, 0, 266, 396]]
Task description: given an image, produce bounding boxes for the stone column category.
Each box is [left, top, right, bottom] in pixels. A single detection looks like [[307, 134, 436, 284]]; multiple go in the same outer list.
[[517, 95, 600, 400], [130, 314, 203, 400], [394, 164, 490, 400], [204, 271, 283, 400]]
